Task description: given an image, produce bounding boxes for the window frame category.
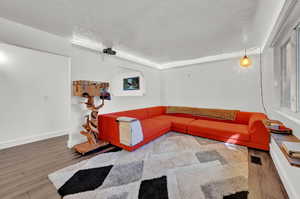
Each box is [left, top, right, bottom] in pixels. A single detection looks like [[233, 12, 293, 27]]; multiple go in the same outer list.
[[279, 27, 300, 113]]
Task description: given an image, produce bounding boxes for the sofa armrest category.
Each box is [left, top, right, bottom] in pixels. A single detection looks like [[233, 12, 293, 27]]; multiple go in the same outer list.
[[248, 113, 267, 131], [98, 114, 119, 143], [248, 113, 270, 146]]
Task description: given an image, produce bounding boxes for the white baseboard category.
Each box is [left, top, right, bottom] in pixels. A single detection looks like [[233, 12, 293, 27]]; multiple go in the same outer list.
[[270, 138, 300, 199], [0, 129, 69, 150]]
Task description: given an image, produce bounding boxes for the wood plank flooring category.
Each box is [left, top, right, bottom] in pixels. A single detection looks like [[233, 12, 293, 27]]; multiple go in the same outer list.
[[0, 136, 289, 199], [248, 149, 289, 199]]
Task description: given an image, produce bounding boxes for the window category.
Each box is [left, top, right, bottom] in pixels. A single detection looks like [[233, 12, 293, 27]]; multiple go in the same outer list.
[[280, 28, 299, 112]]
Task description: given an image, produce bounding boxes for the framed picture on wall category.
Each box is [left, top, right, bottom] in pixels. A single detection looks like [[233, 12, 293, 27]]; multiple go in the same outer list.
[[111, 71, 145, 96], [123, 76, 140, 91]]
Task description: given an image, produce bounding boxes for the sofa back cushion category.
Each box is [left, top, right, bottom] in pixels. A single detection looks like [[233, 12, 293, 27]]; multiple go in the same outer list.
[[100, 107, 256, 125], [115, 108, 149, 120], [166, 110, 256, 125], [147, 106, 166, 118], [166, 113, 196, 119], [166, 106, 239, 121], [235, 111, 254, 125]]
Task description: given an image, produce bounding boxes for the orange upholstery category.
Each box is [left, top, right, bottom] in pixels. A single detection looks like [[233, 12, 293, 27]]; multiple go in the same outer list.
[[248, 113, 269, 149], [152, 115, 195, 133], [98, 113, 119, 142], [150, 115, 177, 122], [188, 120, 250, 141], [140, 118, 171, 139], [147, 106, 166, 118], [235, 111, 254, 124], [113, 108, 149, 120], [98, 106, 270, 151]]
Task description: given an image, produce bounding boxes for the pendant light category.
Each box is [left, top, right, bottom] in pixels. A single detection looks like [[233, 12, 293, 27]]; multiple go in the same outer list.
[[240, 48, 252, 67]]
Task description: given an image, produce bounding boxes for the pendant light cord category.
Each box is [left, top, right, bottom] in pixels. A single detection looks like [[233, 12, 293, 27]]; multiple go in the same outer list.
[[259, 47, 268, 114]]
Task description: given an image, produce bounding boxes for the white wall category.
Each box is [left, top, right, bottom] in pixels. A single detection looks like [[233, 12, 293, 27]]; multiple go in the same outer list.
[[0, 43, 71, 149], [0, 18, 162, 149], [69, 46, 161, 147], [0, 18, 73, 149], [161, 55, 263, 112]]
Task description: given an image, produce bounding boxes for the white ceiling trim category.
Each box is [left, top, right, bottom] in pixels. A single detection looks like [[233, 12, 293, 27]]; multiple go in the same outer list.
[[71, 36, 105, 52], [71, 37, 261, 70], [116, 51, 161, 69], [160, 47, 261, 70], [71, 36, 161, 69]]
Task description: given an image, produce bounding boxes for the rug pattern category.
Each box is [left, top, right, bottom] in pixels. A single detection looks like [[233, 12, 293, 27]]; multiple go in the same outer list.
[[49, 132, 248, 199]]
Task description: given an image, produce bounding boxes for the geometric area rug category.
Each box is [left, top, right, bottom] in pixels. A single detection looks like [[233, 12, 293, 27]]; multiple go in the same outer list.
[[48, 132, 249, 199]]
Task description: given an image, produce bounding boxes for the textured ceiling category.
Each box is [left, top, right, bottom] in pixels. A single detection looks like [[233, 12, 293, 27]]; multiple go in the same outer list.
[[0, 0, 280, 63]]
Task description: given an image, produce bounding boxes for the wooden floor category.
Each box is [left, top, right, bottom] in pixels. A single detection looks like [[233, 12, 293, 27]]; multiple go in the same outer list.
[[248, 150, 289, 199], [0, 136, 289, 199]]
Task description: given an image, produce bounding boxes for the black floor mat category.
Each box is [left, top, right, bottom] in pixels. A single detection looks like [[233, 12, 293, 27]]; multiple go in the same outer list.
[[138, 176, 169, 199], [58, 165, 113, 197], [223, 191, 249, 199]]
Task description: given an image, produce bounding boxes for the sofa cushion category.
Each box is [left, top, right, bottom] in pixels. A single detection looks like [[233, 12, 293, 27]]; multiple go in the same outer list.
[[116, 108, 149, 120], [152, 115, 195, 132], [151, 115, 178, 121], [188, 119, 250, 141], [166, 113, 196, 119], [140, 118, 171, 139], [235, 111, 253, 125], [147, 106, 166, 118], [166, 106, 239, 120]]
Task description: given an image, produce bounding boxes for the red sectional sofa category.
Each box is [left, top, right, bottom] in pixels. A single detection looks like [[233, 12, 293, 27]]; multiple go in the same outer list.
[[98, 106, 270, 151]]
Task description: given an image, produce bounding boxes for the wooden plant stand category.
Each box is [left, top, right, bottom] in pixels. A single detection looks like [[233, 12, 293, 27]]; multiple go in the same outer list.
[[72, 80, 110, 155], [74, 140, 109, 155]]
